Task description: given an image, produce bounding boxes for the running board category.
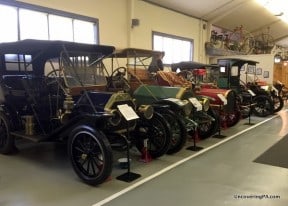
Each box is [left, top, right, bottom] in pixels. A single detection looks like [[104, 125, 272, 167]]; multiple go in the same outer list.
[[10, 131, 48, 142]]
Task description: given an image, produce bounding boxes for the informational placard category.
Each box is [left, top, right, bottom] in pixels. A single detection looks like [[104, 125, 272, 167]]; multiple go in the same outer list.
[[117, 104, 139, 121], [188, 97, 202, 111], [247, 89, 256, 96], [217, 93, 227, 105]]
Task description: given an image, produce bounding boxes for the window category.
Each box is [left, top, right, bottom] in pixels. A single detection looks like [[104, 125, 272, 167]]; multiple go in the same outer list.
[[152, 32, 193, 64], [0, 5, 18, 42], [0, 1, 99, 44], [49, 15, 73, 41], [5, 54, 33, 71], [19, 9, 49, 40]]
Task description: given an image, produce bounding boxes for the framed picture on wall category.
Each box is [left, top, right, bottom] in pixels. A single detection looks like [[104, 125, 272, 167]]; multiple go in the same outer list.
[[247, 65, 255, 74], [263, 71, 269, 78], [256, 68, 262, 75]]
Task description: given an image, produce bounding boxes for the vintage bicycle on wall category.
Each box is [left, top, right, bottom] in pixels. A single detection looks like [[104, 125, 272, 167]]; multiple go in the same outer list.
[[224, 25, 255, 54]]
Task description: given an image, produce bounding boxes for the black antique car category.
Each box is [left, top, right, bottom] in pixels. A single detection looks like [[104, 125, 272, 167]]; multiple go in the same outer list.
[[0, 39, 172, 185], [215, 58, 282, 116]]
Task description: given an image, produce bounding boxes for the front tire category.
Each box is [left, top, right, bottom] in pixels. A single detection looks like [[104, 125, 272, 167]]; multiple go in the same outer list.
[[272, 95, 284, 113], [161, 110, 187, 154], [68, 126, 113, 185], [134, 112, 171, 158], [252, 95, 273, 117], [0, 112, 16, 154]]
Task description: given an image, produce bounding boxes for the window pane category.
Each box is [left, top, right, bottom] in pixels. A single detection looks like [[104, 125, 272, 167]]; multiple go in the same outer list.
[[19, 9, 49, 40], [74, 20, 96, 44], [0, 5, 18, 42], [49, 15, 73, 41], [5, 54, 32, 71], [153, 33, 193, 64]]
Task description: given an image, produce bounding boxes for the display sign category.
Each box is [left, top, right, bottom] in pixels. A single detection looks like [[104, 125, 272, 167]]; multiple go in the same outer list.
[[188, 97, 202, 111], [117, 104, 139, 121], [217, 93, 227, 105]]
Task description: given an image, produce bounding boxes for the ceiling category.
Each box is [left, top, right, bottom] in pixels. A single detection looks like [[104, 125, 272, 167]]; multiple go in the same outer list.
[[142, 0, 288, 49]]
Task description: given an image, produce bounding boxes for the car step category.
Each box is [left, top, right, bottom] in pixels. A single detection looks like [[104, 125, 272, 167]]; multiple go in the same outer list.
[[10, 131, 48, 142]]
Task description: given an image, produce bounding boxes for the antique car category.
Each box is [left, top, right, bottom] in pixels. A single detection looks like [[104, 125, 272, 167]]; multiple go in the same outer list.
[[0, 39, 173, 185], [167, 62, 241, 128], [215, 58, 282, 116], [108, 48, 218, 144]]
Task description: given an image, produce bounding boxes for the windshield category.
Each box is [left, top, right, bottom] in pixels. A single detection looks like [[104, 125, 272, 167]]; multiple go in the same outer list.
[[45, 51, 109, 88]]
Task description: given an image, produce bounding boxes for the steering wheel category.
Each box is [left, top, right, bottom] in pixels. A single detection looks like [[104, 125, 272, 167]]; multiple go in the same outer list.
[[107, 67, 130, 92], [111, 67, 127, 77], [46, 69, 64, 77], [177, 70, 193, 81]]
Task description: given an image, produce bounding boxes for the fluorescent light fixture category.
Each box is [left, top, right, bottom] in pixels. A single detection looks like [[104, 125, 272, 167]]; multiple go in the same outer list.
[[255, 0, 288, 23]]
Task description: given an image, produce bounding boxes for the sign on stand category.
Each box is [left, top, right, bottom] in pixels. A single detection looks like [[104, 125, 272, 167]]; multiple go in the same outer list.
[[189, 97, 202, 111], [117, 104, 139, 121], [217, 93, 227, 105], [116, 104, 141, 182]]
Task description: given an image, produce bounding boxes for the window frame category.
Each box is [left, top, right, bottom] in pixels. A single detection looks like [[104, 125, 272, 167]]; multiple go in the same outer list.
[[0, 0, 99, 43], [152, 31, 194, 65]]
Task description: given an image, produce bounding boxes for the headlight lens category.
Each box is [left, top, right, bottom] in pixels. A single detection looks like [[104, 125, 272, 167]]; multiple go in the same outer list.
[[201, 98, 210, 112], [182, 100, 193, 116], [137, 105, 154, 119], [108, 109, 122, 126]]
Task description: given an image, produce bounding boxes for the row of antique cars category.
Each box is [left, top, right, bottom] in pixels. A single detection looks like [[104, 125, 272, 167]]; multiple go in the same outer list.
[[0, 40, 283, 185]]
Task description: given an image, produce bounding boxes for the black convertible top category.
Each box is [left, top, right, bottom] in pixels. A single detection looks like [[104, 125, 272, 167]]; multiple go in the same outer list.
[[0, 39, 115, 58], [114, 48, 164, 58], [171, 61, 216, 71]]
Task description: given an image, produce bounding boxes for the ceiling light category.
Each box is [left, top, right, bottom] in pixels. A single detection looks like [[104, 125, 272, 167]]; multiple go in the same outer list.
[[255, 0, 288, 23]]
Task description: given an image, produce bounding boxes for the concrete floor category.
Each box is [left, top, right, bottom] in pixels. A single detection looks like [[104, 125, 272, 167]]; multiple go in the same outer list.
[[1, 110, 288, 206]]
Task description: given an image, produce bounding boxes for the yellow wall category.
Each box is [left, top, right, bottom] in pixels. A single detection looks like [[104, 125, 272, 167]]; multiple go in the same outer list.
[[17, 0, 207, 62]]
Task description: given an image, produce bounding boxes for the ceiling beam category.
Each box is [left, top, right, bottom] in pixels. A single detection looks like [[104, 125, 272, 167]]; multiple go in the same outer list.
[[203, 0, 250, 23]]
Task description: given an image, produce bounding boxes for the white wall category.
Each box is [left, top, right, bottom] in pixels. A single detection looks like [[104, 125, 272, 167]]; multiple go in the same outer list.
[[210, 54, 274, 84], [18, 0, 208, 62]]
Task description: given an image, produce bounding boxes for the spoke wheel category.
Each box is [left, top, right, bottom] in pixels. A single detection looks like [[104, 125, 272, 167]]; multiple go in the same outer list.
[[272, 95, 284, 113], [252, 95, 273, 117], [0, 112, 15, 154], [225, 110, 241, 127], [135, 112, 171, 158], [68, 126, 113, 185], [197, 109, 220, 138], [161, 110, 187, 154]]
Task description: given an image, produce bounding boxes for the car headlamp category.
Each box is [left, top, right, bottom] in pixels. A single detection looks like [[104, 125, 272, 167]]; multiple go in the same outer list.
[[137, 105, 154, 119], [182, 100, 193, 116], [108, 109, 122, 126], [200, 97, 210, 112]]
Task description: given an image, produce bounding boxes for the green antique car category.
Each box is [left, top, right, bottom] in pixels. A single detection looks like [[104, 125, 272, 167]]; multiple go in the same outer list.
[[106, 48, 219, 153]]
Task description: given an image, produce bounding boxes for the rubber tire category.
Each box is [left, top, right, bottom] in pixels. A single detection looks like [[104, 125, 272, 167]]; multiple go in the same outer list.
[[0, 112, 16, 154], [161, 110, 187, 154], [135, 112, 172, 158], [272, 95, 284, 113], [252, 95, 273, 117], [197, 108, 220, 138], [68, 126, 113, 186], [226, 109, 241, 127]]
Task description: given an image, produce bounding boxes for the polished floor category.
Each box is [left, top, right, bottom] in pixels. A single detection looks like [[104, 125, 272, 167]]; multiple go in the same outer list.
[[1, 109, 288, 206]]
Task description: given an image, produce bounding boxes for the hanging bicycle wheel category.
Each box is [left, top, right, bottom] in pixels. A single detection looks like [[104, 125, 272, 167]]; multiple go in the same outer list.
[[254, 33, 275, 54], [226, 26, 255, 54]]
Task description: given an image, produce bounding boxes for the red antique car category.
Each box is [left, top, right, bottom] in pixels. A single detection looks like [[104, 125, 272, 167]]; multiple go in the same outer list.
[[170, 61, 241, 128]]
